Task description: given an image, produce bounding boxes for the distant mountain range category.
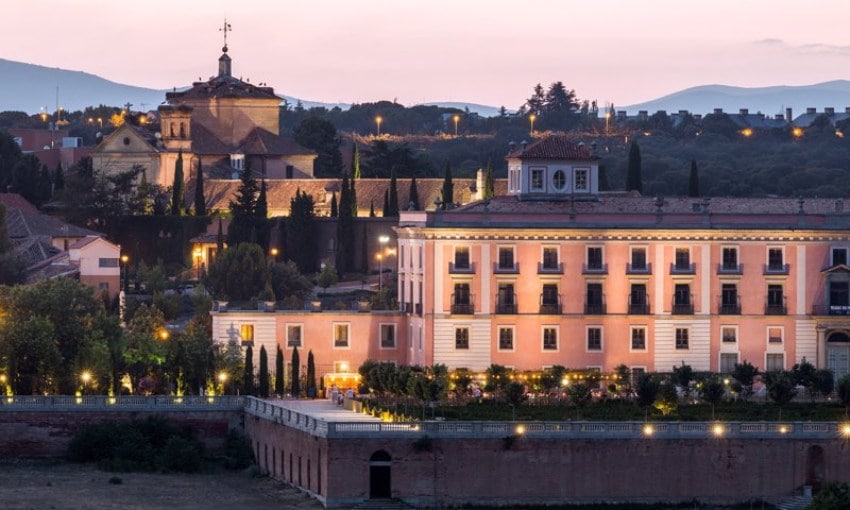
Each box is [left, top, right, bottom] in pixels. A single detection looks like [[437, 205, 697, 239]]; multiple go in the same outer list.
[[2, 57, 849, 118]]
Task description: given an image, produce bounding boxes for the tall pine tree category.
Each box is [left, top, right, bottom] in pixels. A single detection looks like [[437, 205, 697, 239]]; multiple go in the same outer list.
[[350, 173, 358, 217], [382, 189, 389, 217], [194, 159, 206, 216], [441, 160, 454, 209], [290, 346, 301, 397], [688, 159, 700, 197], [216, 216, 224, 254], [286, 189, 317, 273], [352, 143, 361, 179], [409, 177, 420, 210], [626, 141, 643, 193], [274, 345, 284, 396], [369, 199, 376, 217], [258, 345, 269, 397], [387, 168, 399, 216], [243, 345, 255, 396], [171, 149, 184, 215], [336, 173, 354, 275], [227, 163, 259, 246], [256, 176, 268, 218], [53, 162, 64, 192], [483, 159, 495, 199]]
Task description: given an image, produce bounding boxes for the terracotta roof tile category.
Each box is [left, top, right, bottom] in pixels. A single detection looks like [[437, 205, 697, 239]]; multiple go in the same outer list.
[[506, 136, 597, 160], [0, 193, 39, 214]]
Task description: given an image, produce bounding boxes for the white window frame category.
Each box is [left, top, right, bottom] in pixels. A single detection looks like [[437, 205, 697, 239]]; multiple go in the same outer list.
[[551, 169, 567, 191], [720, 325, 738, 346], [630, 326, 647, 352], [767, 325, 784, 347], [721, 245, 739, 270], [542, 325, 559, 352], [497, 245, 517, 270], [497, 326, 515, 352], [586, 326, 603, 352], [831, 246, 849, 266], [574, 167, 590, 192], [765, 352, 785, 372], [586, 245, 605, 269], [418, 325, 423, 351], [541, 245, 560, 269], [629, 246, 648, 270], [286, 323, 303, 347], [455, 326, 470, 350], [719, 352, 739, 374], [674, 246, 692, 269], [766, 246, 785, 270], [675, 327, 690, 350], [529, 166, 545, 192], [454, 246, 471, 269], [379, 323, 396, 350], [332, 322, 350, 349]]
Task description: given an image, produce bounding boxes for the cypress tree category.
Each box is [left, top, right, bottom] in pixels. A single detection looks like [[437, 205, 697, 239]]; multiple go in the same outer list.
[[216, 216, 224, 254], [441, 160, 454, 209], [0, 203, 11, 253], [258, 345, 269, 397], [688, 159, 700, 197], [194, 159, 206, 216], [53, 162, 64, 192], [350, 172, 358, 217], [330, 192, 338, 217], [243, 345, 255, 396], [37, 164, 52, 205], [290, 346, 301, 397], [626, 141, 643, 193], [171, 149, 184, 215], [274, 345, 284, 396], [256, 176, 268, 218], [409, 177, 420, 210], [483, 160, 495, 199], [306, 350, 316, 398], [286, 189, 317, 273], [352, 143, 361, 180], [382, 189, 389, 217], [336, 173, 354, 275], [387, 168, 399, 216], [369, 199, 376, 217]]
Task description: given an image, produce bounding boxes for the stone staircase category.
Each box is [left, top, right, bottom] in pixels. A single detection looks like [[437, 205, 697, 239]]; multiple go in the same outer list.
[[352, 498, 413, 510], [773, 494, 812, 510]]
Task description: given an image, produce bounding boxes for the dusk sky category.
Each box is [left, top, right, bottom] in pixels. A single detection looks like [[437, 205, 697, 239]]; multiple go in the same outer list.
[[4, 0, 850, 109]]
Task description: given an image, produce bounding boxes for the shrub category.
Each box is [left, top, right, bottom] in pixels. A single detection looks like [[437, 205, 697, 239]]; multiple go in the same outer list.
[[160, 436, 204, 473]]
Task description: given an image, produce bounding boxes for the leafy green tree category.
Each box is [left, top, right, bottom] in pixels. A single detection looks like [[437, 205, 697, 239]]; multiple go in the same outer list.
[[270, 261, 313, 305], [317, 263, 338, 292], [206, 243, 270, 301], [387, 168, 399, 216], [807, 482, 850, 510], [10, 154, 42, 206], [484, 364, 510, 394], [216, 216, 224, 254], [614, 364, 632, 397], [243, 345, 255, 396], [635, 374, 659, 412], [732, 361, 759, 400], [258, 345, 269, 398], [290, 346, 300, 397], [687, 159, 700, 197], [167, 313, 213, 396], [0, 316, 61, 394], [567, 382, 592, 418], [764, 370, 796, 419], [256, 176, 268, 219], [0, 130, 23, 192], [506, 381, 527, 408], [792, 358, 818, 400], [441, 160, 453, 209], [306, 350, 316, 398], [700, 378, 726, 419], [285, 190, 317, 273], [626, 141, 642, 193], [193, 159, 206, 216], [124, 303, 167, 393], [654, 381, 679, 416], [53, 163, 64, 192], [838, 374, 850, 416], [671, 361, 694, 397], [293, 116, 344, 177], [170, 150, 184, 215], [408, 176, 420, 210], [274, 345, 284, 396], [0, 203, 25, 285], [815, 369, 835, 399], [352, 143, 361, 179]]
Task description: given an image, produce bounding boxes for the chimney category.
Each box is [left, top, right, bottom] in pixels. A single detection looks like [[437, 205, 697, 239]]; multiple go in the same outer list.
[[806, 107, 816, 115], [713, 108, 724, 115], [521, 140, 528, 150], [825, 107, 835, 116], [678, 110, 689, 116], [475, 169, 485, 200], [774, 114, 784, 120], [786, 108, 793, 122], [739, 108, 748, 116], [638, 110, 648, 120]]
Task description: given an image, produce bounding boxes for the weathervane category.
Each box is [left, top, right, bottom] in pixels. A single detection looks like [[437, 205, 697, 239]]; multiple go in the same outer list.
[[220, 19, 232, 52]]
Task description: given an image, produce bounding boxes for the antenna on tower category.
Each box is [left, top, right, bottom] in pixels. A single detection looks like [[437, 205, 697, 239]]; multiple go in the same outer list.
[[219, 18, 232, 52]]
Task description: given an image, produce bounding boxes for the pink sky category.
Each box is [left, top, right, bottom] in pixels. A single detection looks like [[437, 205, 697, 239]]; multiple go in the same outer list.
[[4, 0, 850, 108]]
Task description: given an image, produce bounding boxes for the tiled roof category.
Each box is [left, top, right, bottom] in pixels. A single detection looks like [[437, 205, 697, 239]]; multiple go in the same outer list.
[[0, 193, 39, 214], [5, 208, 102, 239], [190, 123, 233, 154], [199, 177, 509, 215], [506, 136, 597, 160], [68, 236, 101, 249], [239, 128, 317, 157], [166, 75, 279, 102]]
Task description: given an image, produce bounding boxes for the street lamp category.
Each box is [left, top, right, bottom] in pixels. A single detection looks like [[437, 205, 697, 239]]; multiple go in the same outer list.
[[529, 113, 537, 135], [453, 114, 460, 137], [80, 371, 92, 395], [120, 254, 129, 292], [218, 371, 228, 395], [375, 115, 383, 136], [270, 247, 279, 261], [193, 248, 203, 280], [158, 328, 170, 341]]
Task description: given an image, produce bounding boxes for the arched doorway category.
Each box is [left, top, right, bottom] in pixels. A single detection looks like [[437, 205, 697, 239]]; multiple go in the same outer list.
[[827, 332, 850, 380], [806, 445, 825, 492], [369, 450, 392, 499]]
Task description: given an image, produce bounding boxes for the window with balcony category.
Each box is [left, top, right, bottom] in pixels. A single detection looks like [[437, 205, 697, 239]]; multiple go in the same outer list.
[[675, 328, 689, 350], [452, 246, 471, 272], [721, 247, 738, 271], [455, 327, 469, 349], [333, 323, 350, 348], [586, 327, 602, 351], [585, 283, 605, 314], [380, 324, 396, 349], [766, 284, 786, 314], [497, 283, 516, 314], [629, 247, 648, 273], [720, 283, 740, 314], [530, 168, 545, 191], [631, 327, 646, 350], [721, 326, 737, 344], [497, 247, 516, 272], [452, 283, 473, 314], [832, 248, 848, 266], [673, 284, 693, 314], [498, 327, 514, 351], [720, 353, 738, 373], [766, 247, 786, 273], [542, 326, 558, 351], [586, 247, 604, 271], [672, 247, 695, 273], [240, 324, 254, 345], [629, 284, 649, 314], [829, 281, 850, 314], [766, 353, 785, 372], [286, 324, 302, 347], [541, 247, 561, 272], [540, 284, 560, 314], [768, 327, 783, 344]]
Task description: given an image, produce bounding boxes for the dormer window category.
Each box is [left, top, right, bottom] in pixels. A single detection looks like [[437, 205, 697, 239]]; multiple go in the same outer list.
[[530, 168, 545, 192], [574, 168, 589, 192], [230, 154, 245, 171]]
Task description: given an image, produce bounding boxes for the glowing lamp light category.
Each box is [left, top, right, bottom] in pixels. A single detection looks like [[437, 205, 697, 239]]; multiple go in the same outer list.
[[712, 424, 725, 437], [515, 424, 526, 435], [841, 424, 850, 437], [741, 128, 753, 137], [80, 371, 92, 384], [792, 127, 804, 138], [778, 425, 789, 434], [218, 372, 228, 384], [642, 424, 654, 436]]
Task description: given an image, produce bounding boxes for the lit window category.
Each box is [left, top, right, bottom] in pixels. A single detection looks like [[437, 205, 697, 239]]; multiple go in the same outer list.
[[675, 328, 689, 350], [543, 327, 558, 351], [380, 324, 396, 349], [240, 324, 254, 344], [631, 327, 646, 350], [333, 323, 349, 348], [498, 327, 514, 351], [587, 327, 602, 351], [286, 324, 302, 347], [455, 327, 469, 349]]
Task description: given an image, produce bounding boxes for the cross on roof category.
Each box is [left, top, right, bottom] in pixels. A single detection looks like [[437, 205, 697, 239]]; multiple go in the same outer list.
[[220, 19, 232, 52]]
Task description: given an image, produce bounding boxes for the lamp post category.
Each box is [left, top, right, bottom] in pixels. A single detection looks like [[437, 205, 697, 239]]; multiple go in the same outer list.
[[80, 371, 92, 395], [375, 115, 383, 137], [529, 113, 537, 135], [453, 114, 460, 137], [120, 254, 129, 292]]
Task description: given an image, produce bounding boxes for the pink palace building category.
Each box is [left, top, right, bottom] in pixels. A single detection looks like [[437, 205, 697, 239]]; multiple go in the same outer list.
[[212, 136, 850, 384]]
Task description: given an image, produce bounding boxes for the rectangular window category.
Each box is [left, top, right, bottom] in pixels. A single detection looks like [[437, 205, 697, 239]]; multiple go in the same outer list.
[[767, 248, 784, 270], [768, 326, 783, 344], [380, 324, 396, 349], [286, 324, 302, 347], [530, 168, 544, 191], [830, 281, 850, 307], [498, 247, 515, 269], [675, 328, 689, 350], [574, 168, 588, 191], [720, 353, 738, 373], [766, 353, 785, 371], [333, 323, 349, 348], [98, 258, 119, 268], [498, 327, 514, 351], [586, 327, 602, 351], [833, 248, 848, 266], [586, 283, 604, 313], [542, 247, 559, 269], [630, 247, 647, 271], [674, 284, 691, 313], [497, 283, 516, 313], [455, 327, 470, 349], [542, 327, 558, 351], [631, 327, 646, 350], [629, 284, 648, 314], [722, 326, 737, 344], [721, 283, 739, 313], [587, 247, 603, 270], [675, 248, 690, 270], [454, 247, 470, 269], [240, 324, 254, 344], [722, 247, 738, 270], [453, 283, 470, 304]]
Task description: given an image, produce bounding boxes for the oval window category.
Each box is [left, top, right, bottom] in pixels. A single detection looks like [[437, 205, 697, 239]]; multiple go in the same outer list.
[[552, 170, 566, 191]]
